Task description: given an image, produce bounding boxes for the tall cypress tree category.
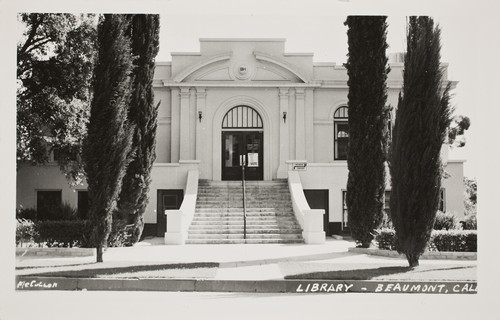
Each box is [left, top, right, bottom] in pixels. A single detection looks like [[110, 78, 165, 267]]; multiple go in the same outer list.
[[390, 17, 452, 267], [116, 14, 160, 244], [344, 16, 390, 247], [83, 14, 134, 262]]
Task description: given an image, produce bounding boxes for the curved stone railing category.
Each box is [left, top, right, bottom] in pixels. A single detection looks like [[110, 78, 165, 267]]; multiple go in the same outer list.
[[164, 170, 199, 245], [288, 171, 325, 244]]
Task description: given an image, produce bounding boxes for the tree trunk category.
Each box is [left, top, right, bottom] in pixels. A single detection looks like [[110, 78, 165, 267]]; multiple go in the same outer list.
[[406, 253, 419, 268], [96, 246, 103, 263]]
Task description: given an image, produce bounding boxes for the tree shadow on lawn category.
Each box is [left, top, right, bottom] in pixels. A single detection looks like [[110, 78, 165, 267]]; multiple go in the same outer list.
[[21, 262, 219, 278], [284, 265, 475, 280]]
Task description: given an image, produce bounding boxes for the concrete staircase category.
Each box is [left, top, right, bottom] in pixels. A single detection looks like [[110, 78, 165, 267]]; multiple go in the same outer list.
[[186, 180, 304, 244]]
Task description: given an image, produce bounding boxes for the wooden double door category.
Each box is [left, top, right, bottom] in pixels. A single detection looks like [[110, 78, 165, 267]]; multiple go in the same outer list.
[[222, 131, 263, 181]]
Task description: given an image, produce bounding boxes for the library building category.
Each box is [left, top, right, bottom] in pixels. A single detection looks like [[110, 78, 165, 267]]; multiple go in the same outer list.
[[16, 38, 465, 244]]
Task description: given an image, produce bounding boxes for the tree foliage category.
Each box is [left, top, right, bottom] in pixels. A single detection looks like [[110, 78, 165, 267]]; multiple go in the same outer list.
[[389, 16, 452, 267], [17, 13, 97, 184], [464, 177, 477, 216], [344, 16, 391, 247], [82, 14, 134, 262], [116, 14, 160, 244], [447, 115, 471, 147]]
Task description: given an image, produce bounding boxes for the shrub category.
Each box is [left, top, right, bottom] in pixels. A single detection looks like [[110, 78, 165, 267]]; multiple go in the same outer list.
[[375, 228, 477, 252], [433, 211, 458, 230], [18, 218, 133, 248], [375, 228, 397, 250], [16, 207, 38, 220], [34, 220, 92, 247], [432, 230, 477, 252], [38, 202, 79, 221], [16, 219, 38, 247], [107, 219, 134, 247], [461, 214, 477, 230]]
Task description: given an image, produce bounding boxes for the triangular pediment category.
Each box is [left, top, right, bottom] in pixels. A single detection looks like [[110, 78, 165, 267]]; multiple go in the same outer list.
[[176, 50, 309, 83], [254, 67, 290, 81], [196, 67, 232, 81]]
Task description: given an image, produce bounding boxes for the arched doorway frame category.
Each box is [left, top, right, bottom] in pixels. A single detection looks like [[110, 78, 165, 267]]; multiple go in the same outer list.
[[212, 96, 272, 181]]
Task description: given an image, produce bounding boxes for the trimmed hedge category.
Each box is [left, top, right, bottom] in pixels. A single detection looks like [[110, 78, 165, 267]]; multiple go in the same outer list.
[[375, 228, 477, 252], [16, 219, 133, 248], [432, 230, 477, 252], [375, 228, 397, 250], [16, 219, 38, 247], [433, 211, 458, 230], [35, 220, 92, 248], [462, 214, 477, 230]]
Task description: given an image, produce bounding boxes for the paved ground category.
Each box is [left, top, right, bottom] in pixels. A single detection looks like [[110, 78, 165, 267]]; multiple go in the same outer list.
[[16, 237, 477, 281]]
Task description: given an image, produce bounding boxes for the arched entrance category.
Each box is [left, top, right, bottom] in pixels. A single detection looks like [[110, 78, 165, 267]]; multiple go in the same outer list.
[[221, 105, 264, 181]]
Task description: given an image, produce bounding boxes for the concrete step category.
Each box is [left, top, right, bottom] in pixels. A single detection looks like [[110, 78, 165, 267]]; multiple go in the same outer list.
[[190, 220, 300, 226], [194, 208, 293, 213], [188, 179, 303, 244], [192, 211, 294, 216], [191, 216, 297, 221], [186, 233, 303, 240], [187, 228, 302, 234], [185, 238, 304, 244], [188, 224, 301, 231]]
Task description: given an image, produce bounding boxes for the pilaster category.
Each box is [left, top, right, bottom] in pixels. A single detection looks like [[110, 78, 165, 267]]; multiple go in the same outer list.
[[295, 88, 306, 160], [170, 87, 180, 163], [277, 87, 290, 179], [195, 88, 207, 161], [305, 88, 314, 162], [179, 87, 190, 161]]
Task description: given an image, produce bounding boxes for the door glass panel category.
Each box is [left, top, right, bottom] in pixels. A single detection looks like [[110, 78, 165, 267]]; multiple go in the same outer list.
[[224, 134, 240, 168]]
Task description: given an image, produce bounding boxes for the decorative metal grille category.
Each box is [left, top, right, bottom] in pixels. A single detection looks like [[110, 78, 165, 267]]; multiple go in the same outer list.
[[222, 106, 263, 129]]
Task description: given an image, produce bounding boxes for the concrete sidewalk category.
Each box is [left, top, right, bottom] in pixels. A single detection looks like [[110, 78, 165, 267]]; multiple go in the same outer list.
[[16, 238, 476, 281], [15, 238, 478, 293]]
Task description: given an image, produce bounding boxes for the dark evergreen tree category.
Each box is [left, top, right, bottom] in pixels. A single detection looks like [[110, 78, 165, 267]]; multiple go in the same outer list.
[[344, 16, 390, 247], [83, 14, 134, 262], [116, 14, 160, 244], [389, 17, 452, 267]]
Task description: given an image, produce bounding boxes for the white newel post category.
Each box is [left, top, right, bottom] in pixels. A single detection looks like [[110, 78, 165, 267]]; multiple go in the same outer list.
[[288, 171, 325, 244], [164, 170, 199, 244]]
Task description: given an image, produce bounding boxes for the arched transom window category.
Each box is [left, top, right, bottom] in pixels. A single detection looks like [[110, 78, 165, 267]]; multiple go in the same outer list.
[[334, 106, 349, 160], [222, 105, 263, 129]]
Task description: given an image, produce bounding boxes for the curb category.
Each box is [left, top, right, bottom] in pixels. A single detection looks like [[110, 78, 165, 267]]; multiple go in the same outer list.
[[348, 247, 477, 260], [15, 276, 477, 294], [16, 247, 95, 257]]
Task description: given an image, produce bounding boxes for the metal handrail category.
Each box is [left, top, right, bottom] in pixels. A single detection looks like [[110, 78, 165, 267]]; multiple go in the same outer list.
[[241, 156, 247, 240]]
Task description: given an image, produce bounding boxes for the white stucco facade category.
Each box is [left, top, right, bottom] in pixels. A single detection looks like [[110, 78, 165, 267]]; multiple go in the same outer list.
[[16, 38, 466, 238]]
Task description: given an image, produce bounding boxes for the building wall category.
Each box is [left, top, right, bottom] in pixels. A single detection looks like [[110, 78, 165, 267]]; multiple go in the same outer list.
[[442, 161, 465, 219], [15, 39, 466, 236], [16, 164, 88, 211]]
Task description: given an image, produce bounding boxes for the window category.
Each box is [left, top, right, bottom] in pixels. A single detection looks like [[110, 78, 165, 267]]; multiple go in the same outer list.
[[334, 106, 349, 160], [342, 191, 348, 229], [77, 191, 89, 219], [387, 111, 392, 140], [439, 189, 446, 212], [382, 189, 445, 216], [222, 105, 263, 129], [343, 190, 392, 228], [36, 190, 62, 220]]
